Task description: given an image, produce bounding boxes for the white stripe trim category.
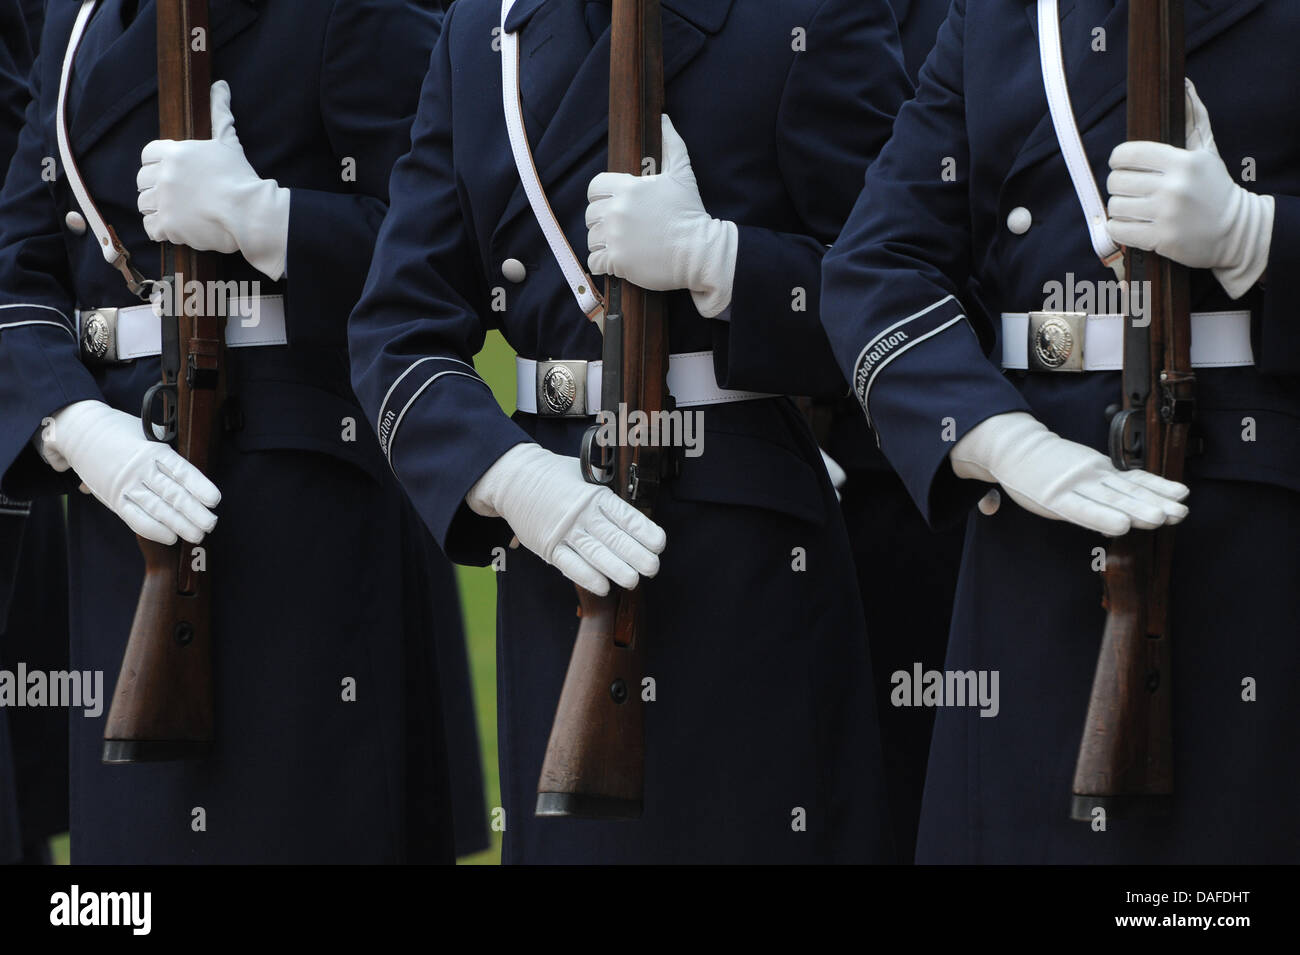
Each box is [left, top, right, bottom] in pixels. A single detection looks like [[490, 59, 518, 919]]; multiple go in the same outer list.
[[862, 316, 966, 429], [0, 319, 76, 337], [1036, 0, 1123, 276], [852, 295, 957, 377], [376, 355, 480, 437], [386, 370, 489, 464], [0, 303, 74, 326]]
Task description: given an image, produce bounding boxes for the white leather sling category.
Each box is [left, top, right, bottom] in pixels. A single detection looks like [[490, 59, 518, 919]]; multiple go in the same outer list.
[[1026, 0, 1254, 371], [56, 0, 288, 361], [1037, 0, 1125, 280], [498, 0, 772, 414], [499, 0, 605, 325], [59, 0, 151, 297]]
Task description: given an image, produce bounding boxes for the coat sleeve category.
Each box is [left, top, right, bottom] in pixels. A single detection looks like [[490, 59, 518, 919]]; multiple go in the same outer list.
[[1257, 196, 1300, 373], [283, 0, 440, 349], [713, 0, 913, 399], [0, 0, 33, 166], [820, 0, 1030, 528], [348, 12, 531, 564], [0, 38, 104, 499]]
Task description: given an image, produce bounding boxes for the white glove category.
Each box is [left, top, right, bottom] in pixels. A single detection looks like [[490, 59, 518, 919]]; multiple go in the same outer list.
[[819, 449, 847, 501], [1106, 80, 1273, 299], [33, 400, 220, 545], [466, 443, 666, 595], [949, 412, 1189, 537], [137, 80, 291, 281], [586, 114, 738, 318]]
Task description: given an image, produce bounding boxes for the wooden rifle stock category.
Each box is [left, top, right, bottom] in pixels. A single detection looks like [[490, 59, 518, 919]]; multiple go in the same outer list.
[[103, 0, 222, 763], [536, 0, 667, 819], [1071, 0, 1192, 819]]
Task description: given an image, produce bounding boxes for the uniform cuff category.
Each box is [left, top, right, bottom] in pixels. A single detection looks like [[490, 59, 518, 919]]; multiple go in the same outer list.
[[0, 319, 103, 498], [1255, 193, 1300, 374], [715, 224, 845, 397], [377, 357, 532, 563], [285, 188, 386, 348], [851, 295, 1032, 528]]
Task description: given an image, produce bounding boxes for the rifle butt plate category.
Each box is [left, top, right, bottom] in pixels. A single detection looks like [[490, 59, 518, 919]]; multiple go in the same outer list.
[[1070, 793, 1173, 823], [102, 738, 213, 764], [536, 792, 642, 820]]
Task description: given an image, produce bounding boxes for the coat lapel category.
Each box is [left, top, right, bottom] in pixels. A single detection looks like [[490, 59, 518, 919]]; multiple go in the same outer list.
[[66, 0, 263, 156], [493, 0, 730, 246], [1007, 0, 1264, 183], [513, 0, 591, 139]]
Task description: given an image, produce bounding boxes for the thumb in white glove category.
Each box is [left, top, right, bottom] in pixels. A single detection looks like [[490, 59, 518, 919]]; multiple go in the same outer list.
[[819, 449, 847, 501], [466, 443, 666, 595], [586, 114, 738, 318], [1106, 79, 1273, 299], [137, 80, 291, 280], [33, 400, 220, 545], [949, 412, 1188, 537]]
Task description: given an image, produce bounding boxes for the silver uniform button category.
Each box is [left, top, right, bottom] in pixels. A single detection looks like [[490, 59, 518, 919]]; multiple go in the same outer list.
[[1006, 206, 1032, 235], [65, 211, 88, 235], [501, 258, 527, 283]]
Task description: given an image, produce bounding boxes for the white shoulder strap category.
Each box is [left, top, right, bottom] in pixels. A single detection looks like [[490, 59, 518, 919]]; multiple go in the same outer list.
[[57, 0, 149, 297], [1036, 0, 1125, 280], [499, 0, 605, 326]]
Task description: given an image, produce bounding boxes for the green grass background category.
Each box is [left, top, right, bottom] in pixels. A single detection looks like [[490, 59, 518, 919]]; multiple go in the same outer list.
[[49, 332, 520, 867], [448, 330, 518, 866]]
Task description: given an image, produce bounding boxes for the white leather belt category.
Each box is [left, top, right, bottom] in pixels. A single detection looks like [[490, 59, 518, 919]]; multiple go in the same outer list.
[[515, 351, 774, 416], [76, 295, 287, 362], [1001, 310, 1254, 371]]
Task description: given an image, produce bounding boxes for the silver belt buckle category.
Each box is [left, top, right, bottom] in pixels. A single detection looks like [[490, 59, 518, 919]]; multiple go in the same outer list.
[[79, 307, 123, 364], [1027, 311, 1086, 372], [535, 359, 589, 417]]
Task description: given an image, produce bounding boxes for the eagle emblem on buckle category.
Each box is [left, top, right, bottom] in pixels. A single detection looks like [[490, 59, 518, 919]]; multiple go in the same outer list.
[[1028, 311, 1085, 372], [81, 311, 112, 362], [541, 364, 578, 415]]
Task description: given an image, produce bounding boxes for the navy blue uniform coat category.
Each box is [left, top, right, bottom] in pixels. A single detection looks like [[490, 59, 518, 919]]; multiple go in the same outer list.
[[350, 0, 914, 863], [823, 0, 1300, 862], [0, 498, 70, 864], [826, 0, 961, 865], [0, 0, 68, 866], [0, 0, 459, 862]]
